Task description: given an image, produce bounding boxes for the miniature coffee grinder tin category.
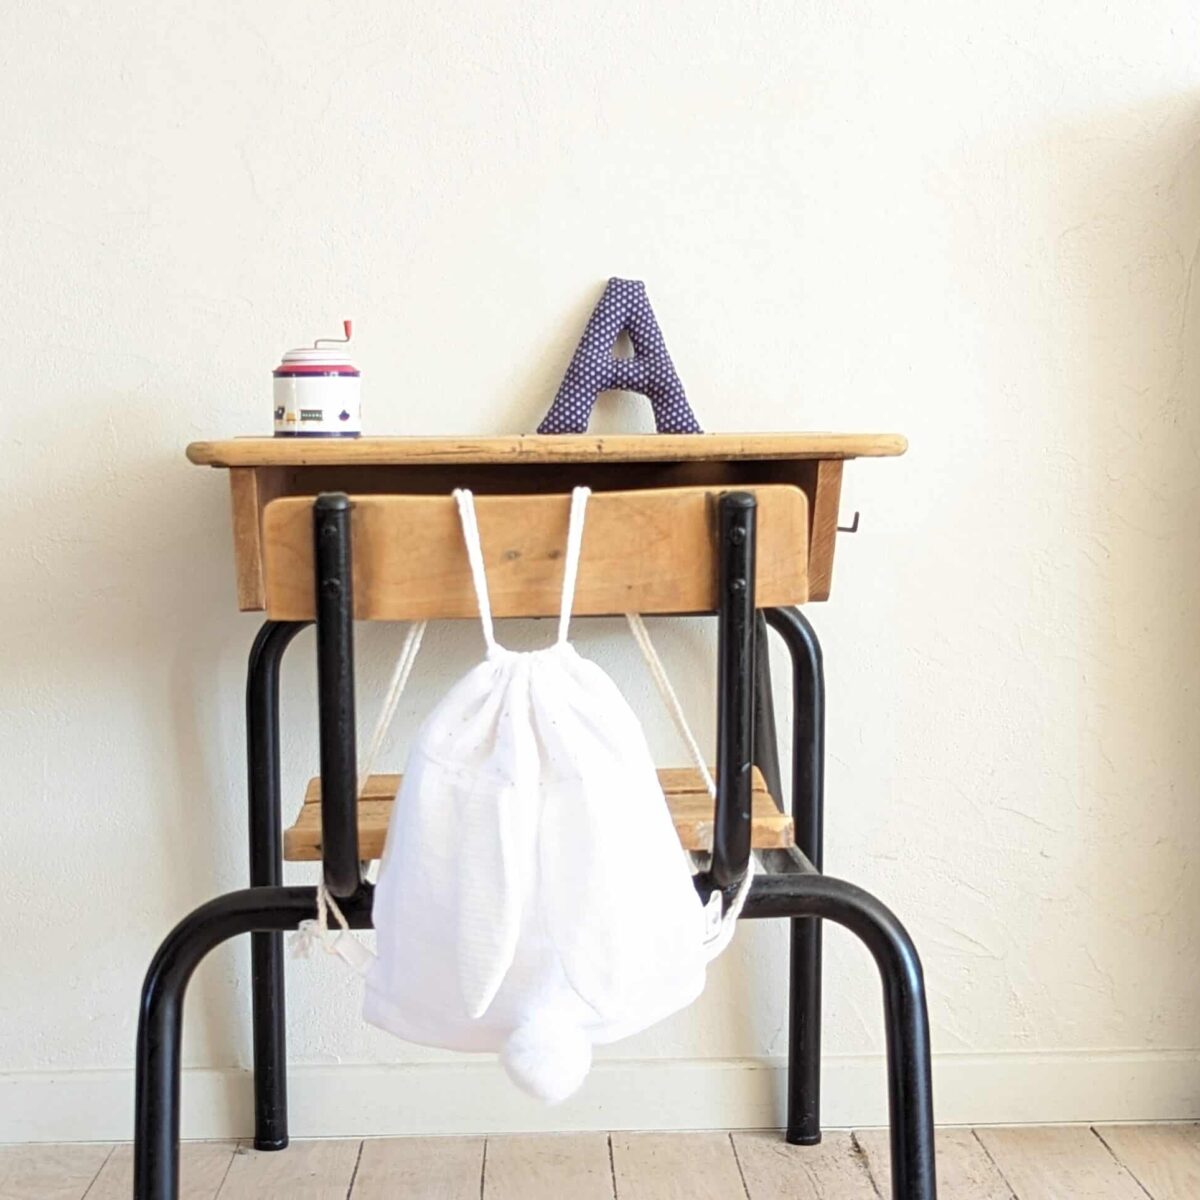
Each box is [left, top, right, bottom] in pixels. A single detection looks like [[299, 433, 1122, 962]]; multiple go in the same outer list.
[[273, 320, 361, 437]]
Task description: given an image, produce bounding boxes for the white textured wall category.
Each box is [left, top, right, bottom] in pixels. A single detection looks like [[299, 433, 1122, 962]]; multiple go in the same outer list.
[[3, 0, 1200, 1141]]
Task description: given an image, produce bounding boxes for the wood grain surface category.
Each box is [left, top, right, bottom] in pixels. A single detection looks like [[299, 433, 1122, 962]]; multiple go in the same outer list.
[[284, 766, 790, 860], [188, 432, 907, 468], [261, 485, 809, 620]]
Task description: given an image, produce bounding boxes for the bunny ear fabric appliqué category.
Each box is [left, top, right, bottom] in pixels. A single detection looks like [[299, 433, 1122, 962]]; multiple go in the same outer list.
[[537, 769, 709, 1026]]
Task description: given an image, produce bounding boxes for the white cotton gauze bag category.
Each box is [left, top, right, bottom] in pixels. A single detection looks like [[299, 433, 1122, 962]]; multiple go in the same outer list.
[[363, 487, 750, 1103]]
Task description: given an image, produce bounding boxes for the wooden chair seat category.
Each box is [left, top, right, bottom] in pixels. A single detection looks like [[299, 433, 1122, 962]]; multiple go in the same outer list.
[[283, 766, 792, 861]]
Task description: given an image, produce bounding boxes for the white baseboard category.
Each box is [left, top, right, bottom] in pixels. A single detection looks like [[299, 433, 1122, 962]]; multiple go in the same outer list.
[[3, 1050, 1200, 1143]]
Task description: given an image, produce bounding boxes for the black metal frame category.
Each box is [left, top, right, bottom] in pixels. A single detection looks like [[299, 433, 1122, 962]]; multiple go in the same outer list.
[[762, 606, 826, 1146], [133, 490, 936, 1200], [245, 619, 307, 1151]]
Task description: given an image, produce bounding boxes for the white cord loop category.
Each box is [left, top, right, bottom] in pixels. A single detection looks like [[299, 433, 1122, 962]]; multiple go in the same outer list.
[[289, 879, 350, 958], [454, 489, 497, 652], [358, 619, 427, 794], [291, 880, 376, 975], [557, 487, 590, 644], [625, 612, 716, 800]]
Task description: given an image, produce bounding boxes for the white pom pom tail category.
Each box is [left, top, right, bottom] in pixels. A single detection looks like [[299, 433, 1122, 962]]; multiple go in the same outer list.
[[501, 1016, 592, 1103]]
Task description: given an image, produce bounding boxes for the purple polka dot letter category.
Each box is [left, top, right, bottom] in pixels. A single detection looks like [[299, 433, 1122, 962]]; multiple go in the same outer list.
[[538, 278, 703, 434]]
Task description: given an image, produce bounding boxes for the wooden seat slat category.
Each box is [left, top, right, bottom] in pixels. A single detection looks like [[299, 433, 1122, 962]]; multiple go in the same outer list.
[[283, 767, 793, 860]]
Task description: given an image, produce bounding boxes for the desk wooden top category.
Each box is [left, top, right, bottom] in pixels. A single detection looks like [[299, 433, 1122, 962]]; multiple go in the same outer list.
[[186, 432, 907, 468], [190, 432, 905, 609]]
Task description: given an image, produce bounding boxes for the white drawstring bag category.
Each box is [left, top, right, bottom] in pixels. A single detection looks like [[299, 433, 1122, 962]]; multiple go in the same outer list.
[[304, 487, 752, 1103]]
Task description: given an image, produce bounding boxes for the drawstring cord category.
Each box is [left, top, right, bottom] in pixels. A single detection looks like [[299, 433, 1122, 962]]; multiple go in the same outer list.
[[625, 610, 756, 938], [624, 612, 716, 801], [291, 880, 376, 976], [289, 879, 351, 958], [290, 618, 426, 970], [358, 618, 426, 794]]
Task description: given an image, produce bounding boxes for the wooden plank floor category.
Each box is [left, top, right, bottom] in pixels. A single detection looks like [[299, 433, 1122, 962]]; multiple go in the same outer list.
[[3, 1124, 1197, 1198]]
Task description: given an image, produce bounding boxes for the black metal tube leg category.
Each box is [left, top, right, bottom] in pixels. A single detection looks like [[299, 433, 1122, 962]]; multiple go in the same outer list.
[[787, 913, 822, 1145], [764, 607, 825, 1145], [878, 924, 937, 1200], [744, 873, 936, 1200], [134, 942, 187, 1200], [712, 493, 757, 889], [245, 621, 307, 1152], [313, 493, 365, 899], [752, 612, 784, 806], [134, 886, 374, 1200]]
